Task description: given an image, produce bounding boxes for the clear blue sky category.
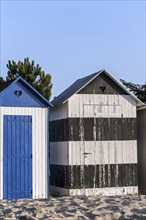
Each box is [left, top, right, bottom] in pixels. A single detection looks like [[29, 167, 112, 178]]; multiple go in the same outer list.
[[0, 0, 145, 99]]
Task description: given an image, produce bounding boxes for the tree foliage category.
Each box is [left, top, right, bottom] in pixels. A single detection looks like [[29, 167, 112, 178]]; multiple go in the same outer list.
[[1, 58, 52, 101], [0, 77, 5, 83], [120, 79, 146, 104]]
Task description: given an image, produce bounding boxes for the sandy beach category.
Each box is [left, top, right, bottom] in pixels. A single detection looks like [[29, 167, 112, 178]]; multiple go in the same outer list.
[[0, 195, 146, 220]]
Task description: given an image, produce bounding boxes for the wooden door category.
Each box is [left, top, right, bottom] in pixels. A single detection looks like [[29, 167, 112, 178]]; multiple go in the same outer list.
[[3, 115, 32, 199]]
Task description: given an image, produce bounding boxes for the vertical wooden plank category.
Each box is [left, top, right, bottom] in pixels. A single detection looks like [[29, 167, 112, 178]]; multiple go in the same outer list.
[[107, 163, 111, 187], [45, 108, 49, 197], [20, 115, 25, 198], [38, 109, 42, 196], [3, 116, 8, 199], [8, 116, 12, 199], [24, 116, 28, 198], [80, 118, 85, 194], [28, 116, 32, 198], [16, 116, 21, 199], [81, 96, 85, 194], [34, 109, 38, 197], [23, 115, 32, 199]]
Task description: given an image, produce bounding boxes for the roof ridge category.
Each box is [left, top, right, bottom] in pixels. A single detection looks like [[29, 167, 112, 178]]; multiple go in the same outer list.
[[77, 70, 103, 81], [51, 69, 144, 107]]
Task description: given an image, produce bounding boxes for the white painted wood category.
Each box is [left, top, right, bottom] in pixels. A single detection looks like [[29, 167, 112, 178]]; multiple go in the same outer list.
[[122, 140, 137, 164], [50, 142, 69, 165], [68, 94, 136, 118], [45, 108, 49, 197], [84, 104, 122, 117], [51, 186, 138, 196], [0, 107, 49, 199], [50, 102, 68, 121], [68, 141, 137, 166], [121, 95, 137, 118], [69, 186, 138, 196]]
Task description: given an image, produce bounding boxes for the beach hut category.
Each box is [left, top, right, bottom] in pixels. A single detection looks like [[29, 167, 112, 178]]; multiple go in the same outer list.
[[0, 76, 51, 199], [137, 105, 146, 194], [49, 69, 144, 196]]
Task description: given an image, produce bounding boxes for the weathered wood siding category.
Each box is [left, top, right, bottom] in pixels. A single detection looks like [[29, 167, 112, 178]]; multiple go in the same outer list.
[[50, 72, 138, 196], [137, 107, 146, 194]]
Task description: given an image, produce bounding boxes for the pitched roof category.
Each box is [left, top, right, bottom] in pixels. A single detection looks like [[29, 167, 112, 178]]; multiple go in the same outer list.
[[0, 76, 52, 107], [51, 69, 144, 107], [51, 70, 102, 106], [0, 79, 15, 92]]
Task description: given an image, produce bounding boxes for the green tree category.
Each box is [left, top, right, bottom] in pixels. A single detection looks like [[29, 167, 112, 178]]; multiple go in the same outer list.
[[120, 79, 146, 104], [1, 58, 52, 101], [0, 77, 5, 83]]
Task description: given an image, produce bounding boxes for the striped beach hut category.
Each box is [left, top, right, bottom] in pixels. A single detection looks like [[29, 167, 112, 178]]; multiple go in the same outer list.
[[137, 105, 146, 194], [0, 76, 51, 199], [49, 69, 144, 196]]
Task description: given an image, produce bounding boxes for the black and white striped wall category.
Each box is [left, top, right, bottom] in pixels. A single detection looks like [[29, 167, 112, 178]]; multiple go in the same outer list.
[[50, 72, 138, 196]]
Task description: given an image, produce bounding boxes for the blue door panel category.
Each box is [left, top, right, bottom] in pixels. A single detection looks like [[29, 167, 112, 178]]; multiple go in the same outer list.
[[3, 115, 32, 199]]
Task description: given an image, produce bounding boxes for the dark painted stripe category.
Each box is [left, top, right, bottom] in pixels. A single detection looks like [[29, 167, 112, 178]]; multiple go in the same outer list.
[[137, 109, 146, 194], [78, 72, 128, 95], [49, 118, 137, 142], [50, 164, 138, 189]]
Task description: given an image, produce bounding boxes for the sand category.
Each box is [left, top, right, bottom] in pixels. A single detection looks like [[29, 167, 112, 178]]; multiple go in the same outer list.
[[0, 195, 146, 220]]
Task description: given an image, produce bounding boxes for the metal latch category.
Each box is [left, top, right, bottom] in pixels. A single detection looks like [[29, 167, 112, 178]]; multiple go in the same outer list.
[[83, 152, 92, 155]]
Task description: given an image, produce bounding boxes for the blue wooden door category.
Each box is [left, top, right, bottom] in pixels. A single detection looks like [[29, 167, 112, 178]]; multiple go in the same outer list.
[[3, 115, 32, 199]]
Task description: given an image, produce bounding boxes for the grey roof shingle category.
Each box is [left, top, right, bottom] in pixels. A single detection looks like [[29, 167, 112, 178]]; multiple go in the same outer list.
[[51, 70, 102, 106]]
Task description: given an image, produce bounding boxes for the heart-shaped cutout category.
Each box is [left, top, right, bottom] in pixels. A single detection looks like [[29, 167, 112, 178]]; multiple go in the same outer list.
[[14, 90, 22, 97]]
